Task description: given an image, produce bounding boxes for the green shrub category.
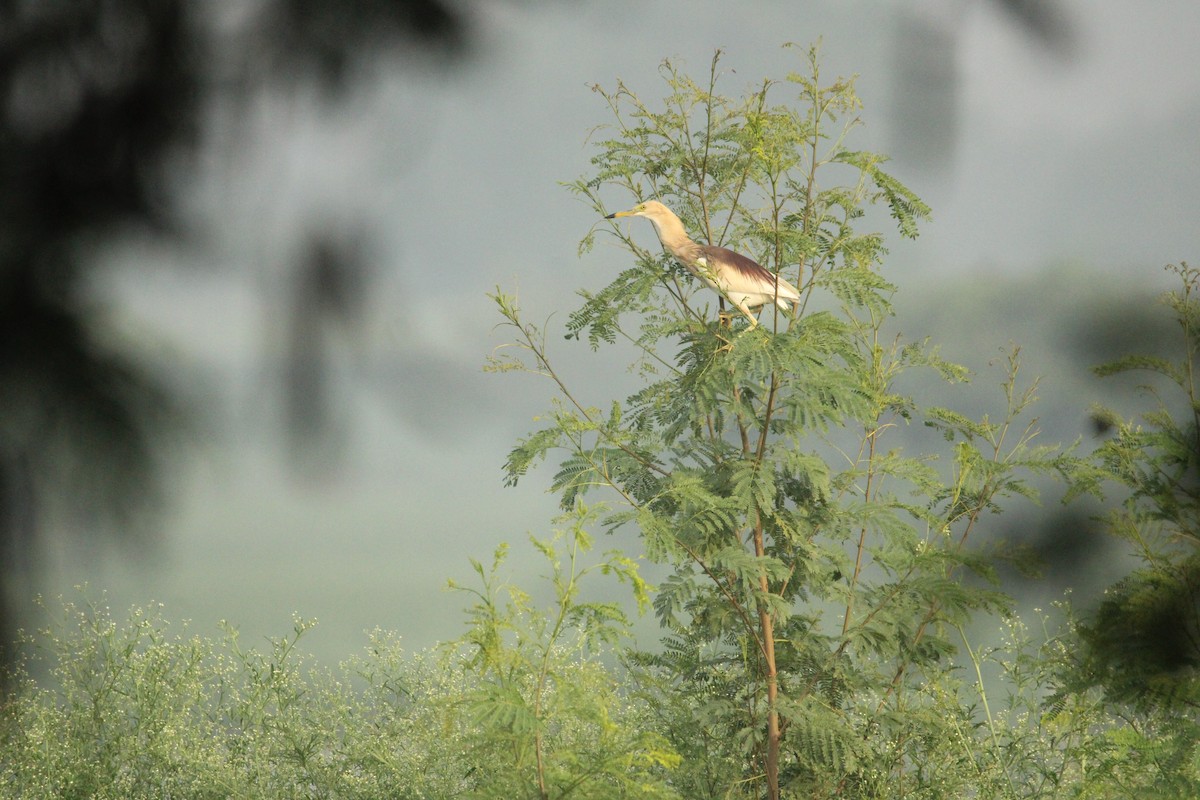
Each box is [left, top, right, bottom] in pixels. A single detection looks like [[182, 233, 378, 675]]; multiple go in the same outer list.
[[1, 526, 674, 800]]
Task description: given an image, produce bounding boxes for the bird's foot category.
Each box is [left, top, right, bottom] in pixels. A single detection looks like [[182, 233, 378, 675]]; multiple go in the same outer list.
[[713, 312, 736, 352]]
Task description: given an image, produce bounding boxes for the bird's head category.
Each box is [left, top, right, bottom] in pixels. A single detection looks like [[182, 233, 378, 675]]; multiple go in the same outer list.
[[605, 200, 672, 222]]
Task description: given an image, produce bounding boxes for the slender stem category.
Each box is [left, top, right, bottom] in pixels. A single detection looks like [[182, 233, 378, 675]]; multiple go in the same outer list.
[[841, 426, 878, 637], [531, 537, 581, 800], [752, 509, 781, 800], [755, 374, 781, 464], [718, 81, 769, 249], [735, 384, 752, 455], [510, 311, 671, 480], [695, 50, 720, 246]]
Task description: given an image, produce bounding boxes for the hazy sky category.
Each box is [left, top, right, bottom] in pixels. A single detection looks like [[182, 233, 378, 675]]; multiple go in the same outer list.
[[59, 0, 1200, 664]]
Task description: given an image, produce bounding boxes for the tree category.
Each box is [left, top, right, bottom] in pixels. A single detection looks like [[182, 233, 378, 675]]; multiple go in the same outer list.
[[492, 46, 1072, 799], [446, 509, 679, 800], [1057, 262, 1200, 796], [0, 0, 466, 676]]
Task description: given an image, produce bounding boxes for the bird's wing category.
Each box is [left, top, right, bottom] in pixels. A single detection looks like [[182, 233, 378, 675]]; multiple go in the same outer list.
[[700, 245, 800, 300]]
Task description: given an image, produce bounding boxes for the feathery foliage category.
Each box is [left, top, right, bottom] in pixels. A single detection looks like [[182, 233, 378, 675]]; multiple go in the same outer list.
[[496, 45, 1073, 799]]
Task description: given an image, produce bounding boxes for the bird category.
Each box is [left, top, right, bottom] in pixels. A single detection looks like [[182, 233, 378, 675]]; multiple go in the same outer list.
[[605, 200, 801, 328]]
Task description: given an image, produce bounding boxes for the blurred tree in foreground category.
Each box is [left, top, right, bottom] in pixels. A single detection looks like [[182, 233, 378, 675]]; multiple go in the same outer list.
[[0, 0, 465, 674]]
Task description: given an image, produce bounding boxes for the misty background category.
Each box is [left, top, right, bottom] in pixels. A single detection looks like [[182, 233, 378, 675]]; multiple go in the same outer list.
[[3, 0, 1199, 667]]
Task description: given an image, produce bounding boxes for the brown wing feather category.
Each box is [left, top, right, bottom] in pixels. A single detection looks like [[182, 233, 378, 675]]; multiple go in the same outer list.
[[699, 244, 796, 294], [701, 246, 775, 282]]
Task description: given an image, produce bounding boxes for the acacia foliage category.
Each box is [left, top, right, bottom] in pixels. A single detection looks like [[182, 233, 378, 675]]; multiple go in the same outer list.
[[493, 46, 1076, 798]]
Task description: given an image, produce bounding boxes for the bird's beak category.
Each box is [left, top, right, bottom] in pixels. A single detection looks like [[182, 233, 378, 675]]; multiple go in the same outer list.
[[605, 210, 633, 219]]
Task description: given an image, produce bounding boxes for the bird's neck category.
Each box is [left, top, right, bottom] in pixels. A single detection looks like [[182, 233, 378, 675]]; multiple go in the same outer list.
[[646, 215, 696, 259]]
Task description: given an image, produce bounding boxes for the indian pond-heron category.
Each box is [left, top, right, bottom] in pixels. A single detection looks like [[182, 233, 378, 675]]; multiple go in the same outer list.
[[605, 200, 801, 327]]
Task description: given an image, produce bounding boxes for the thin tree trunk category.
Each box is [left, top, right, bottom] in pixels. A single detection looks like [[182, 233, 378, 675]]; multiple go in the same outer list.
[[753, 515, 781, 800]]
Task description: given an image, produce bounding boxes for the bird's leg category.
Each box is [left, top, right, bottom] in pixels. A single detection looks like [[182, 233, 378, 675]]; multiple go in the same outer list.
[[731, 300, 759, 329], [714, 307, 735, 352]]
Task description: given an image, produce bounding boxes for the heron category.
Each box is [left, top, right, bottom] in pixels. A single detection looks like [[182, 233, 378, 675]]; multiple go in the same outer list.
[[605, 200, 801, 328]]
